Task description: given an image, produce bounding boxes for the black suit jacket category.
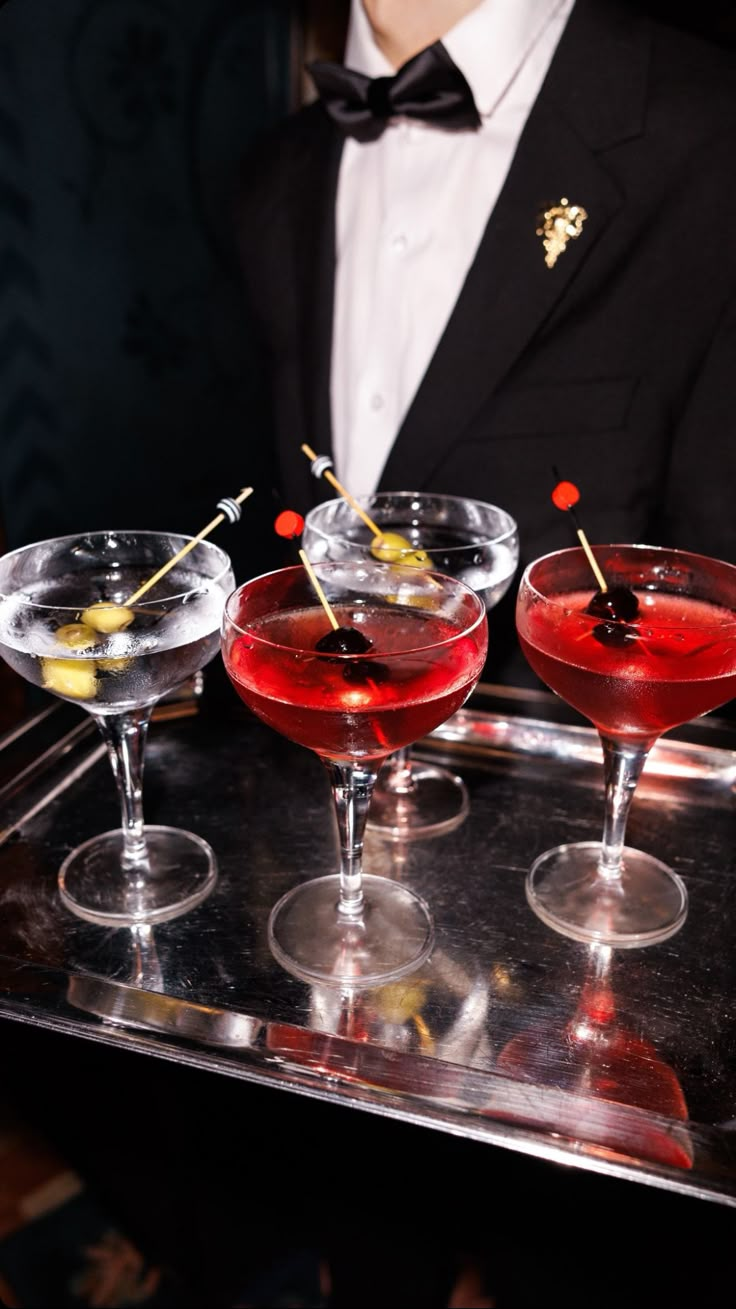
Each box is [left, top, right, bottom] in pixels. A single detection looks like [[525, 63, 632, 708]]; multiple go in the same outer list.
[[236, 0, 736, 682]]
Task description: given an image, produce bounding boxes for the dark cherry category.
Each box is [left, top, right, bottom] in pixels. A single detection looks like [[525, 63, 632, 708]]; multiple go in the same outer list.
[[315, 625, 373, 655], [592, 620, 638, 648], [585, 585, 639, 622], [585, 585, 640, 648], [342, 659, 391, 685], [314, 624, 389, 683]]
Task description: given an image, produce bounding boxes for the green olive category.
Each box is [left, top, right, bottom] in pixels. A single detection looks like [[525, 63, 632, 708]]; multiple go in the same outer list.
[[96, 657, 132, 673], [80, 601, 134, 633], [41, 657, 98, 700], [55, 622, 99, 651], [371, 532, 430, 568]]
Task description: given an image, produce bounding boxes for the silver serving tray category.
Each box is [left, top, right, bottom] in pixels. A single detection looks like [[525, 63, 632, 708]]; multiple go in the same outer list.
[[0, 683, 734, 1205]]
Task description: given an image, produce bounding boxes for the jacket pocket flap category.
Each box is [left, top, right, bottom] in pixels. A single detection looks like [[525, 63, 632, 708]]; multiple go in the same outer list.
[[489, 377, 637, 436]]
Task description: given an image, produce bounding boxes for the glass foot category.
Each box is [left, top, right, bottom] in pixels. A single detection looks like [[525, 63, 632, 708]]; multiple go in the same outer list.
[[526, 841, 688, 947], [368, 762, 469, 840], [268, 873, 434, 986], [58, 825, 217, 926]]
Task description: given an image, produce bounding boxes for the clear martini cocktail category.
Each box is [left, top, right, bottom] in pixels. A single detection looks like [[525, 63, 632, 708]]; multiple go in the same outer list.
[[222, 560, 488, 985], [516, 545, 736, 946], [0, 530, 235, 925]]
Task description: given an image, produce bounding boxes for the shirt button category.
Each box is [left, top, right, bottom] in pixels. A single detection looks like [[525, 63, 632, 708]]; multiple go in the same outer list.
[[390, 233, 408, 254], [370, 393, 384, 412]]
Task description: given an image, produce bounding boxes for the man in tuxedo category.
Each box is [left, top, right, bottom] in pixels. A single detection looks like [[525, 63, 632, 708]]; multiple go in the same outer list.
[[236, 0, 736, 683]]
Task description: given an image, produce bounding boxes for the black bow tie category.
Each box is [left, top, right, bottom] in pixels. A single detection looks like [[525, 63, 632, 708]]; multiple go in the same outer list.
[[308, 41, 481, 143]]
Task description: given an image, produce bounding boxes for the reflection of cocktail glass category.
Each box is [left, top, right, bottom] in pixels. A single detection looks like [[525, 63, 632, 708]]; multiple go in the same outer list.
[[496, 944, 692, 1169], [222, 561, 487, 985], [516, 545, 736, 945], [0, 531, 235, 925], [303, 493, 518, 838]]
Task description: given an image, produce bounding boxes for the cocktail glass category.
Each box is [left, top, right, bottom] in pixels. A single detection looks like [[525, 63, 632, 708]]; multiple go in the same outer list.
[[303, 493, 518, 837], [0, 530, 235, 925], [516, 545, 736, 945], [222, 560, 488, 985]]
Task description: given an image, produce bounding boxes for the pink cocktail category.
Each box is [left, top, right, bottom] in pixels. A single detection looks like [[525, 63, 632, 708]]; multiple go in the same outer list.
[[222, 561, 487, 984], [226, 602, 482, 762], [516, 545, 736, 946]]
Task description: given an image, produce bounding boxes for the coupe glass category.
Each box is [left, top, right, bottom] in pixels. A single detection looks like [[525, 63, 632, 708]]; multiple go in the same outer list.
[[516, 545, 736, 946], [303, 493, 518, 837], [222, 560, 487, 985], [0, 530, 235, 925]]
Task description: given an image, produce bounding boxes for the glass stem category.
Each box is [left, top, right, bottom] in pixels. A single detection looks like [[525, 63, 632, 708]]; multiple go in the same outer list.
[[598, 734, 652, 880], [382, 745, 416, 795], [322, 759, 378, 919], [129, 925, 164, 991], [94, 709, 153, 872]]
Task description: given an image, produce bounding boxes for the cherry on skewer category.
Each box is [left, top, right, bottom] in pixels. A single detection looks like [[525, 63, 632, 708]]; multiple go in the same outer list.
[[275, 510, 371, 652], [550, 476, 640, 647], [275, 514, 388, 681], [315, 626, 372, 655]]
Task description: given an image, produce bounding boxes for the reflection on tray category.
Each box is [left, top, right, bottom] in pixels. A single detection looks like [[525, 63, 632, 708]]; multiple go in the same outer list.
[[67, 971, 262, 1049], [267, 945, 693, 1174], [427, 707, 736, 783], [495, 945, 693, 1172]]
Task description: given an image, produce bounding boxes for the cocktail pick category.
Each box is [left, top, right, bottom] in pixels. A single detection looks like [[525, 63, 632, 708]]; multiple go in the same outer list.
[[273, 508, 306, 570], [124, 488, 253, 607], [301, 443, 382, 537], [55, 488, 254, 648], [286, 528, 394, 695], [290, 537, 373, 656], [274, 509, 305, 541], [550, 472, 639, 640], [300, 444, 429, 566], [298, 547, 340, 632], [551, 475, 608, 593]]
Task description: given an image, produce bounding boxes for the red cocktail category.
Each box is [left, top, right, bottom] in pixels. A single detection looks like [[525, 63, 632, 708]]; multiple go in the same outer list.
[[222, 562, 487, 985], [516, 546, 736, 946], [519, 588, 736, 740], [226, 603, 482, 762]]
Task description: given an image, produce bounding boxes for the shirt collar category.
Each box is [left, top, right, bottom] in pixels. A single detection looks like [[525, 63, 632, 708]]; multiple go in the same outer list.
[[345, 0, 574, 117]]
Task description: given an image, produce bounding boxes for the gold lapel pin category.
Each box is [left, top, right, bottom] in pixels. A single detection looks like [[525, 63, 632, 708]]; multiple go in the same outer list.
[[536, 198, 588, 269]]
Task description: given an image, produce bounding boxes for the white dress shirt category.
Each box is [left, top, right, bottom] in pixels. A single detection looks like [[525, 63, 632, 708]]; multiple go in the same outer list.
[[331, 0, 575, 495]]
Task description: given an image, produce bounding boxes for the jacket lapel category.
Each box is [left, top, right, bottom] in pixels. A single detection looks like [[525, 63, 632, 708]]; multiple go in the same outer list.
[[279, 108, 343, 512], [380, 0, 651, 491]]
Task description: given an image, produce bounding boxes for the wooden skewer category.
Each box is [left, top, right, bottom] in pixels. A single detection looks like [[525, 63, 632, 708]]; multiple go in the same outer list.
[[551, 475, 608, 592], [575, 528, 608, 593], [301, 443, 383, 538], [124, 487, 253, 606], [301, 443, 445, 590], [298, 548, 339, 629]]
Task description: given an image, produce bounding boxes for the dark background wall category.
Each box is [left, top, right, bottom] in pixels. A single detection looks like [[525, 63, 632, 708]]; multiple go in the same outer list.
[[0, 0, 298, 584]]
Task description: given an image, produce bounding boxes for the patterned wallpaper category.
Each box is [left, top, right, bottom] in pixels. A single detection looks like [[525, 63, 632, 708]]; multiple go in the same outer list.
[[0, 0, 295, 582]]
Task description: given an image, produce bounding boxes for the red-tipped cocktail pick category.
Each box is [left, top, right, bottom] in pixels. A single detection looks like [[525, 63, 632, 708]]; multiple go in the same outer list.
[[550, 472, 608, 594], [298, 547, 340, 632], [272, 509, 373, 653], [274, 509, 305, 540], [550, 471, 640, 638]]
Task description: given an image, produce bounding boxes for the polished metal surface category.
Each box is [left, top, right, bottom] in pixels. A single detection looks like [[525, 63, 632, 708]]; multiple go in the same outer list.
[[0, 683, 734, 1205]]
